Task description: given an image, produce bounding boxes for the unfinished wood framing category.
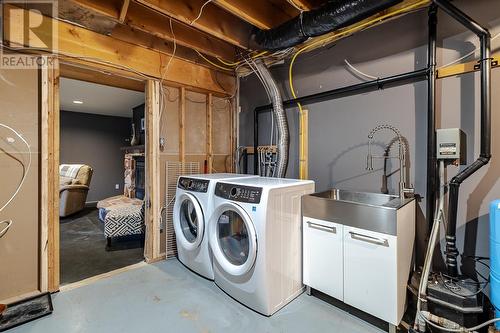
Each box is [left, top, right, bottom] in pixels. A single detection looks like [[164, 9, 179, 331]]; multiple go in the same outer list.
[[3, 4, 236, 95], [299, 109, 309, 180], [144, 80, 162, 262], [118, 0, 130, 23], [40, 57, 61, 293], [135, 0, 252, 49], [212, 0, 296, 30], [206, 93, 213, 173], [437, 53, 500, 79], [179, 87, 187, 166]]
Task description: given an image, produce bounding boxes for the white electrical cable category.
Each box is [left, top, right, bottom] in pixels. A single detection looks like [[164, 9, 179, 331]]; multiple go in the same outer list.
[[191, 0, 213, 25], [0, 123, 32, 213], [287, 0, 304, 12], [0, 72, 15, 86], [344, 59, 379, 80], [439, 31, 500, 69], [0, 220, 13, 238]]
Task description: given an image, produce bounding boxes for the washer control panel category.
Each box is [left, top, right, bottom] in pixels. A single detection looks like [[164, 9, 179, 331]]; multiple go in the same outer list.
[[215, 182, 262, 204], [178, 177, 209, 193]]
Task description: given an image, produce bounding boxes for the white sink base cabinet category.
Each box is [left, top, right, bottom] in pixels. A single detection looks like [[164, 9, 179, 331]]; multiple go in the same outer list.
[[302, 200, 415, 326]]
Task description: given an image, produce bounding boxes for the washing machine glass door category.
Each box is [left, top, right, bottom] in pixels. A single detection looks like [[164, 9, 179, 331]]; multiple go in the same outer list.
[[175, 192, 204, 251], [211, 202, 257, 276]]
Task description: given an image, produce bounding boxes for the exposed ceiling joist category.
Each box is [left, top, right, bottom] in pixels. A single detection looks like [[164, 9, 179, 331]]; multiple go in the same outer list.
[[134, 0, 252, 49], [111, 25, 211, 69], [286, 0, 328, 11], [212, 0, 297, 30], [126, 2, 237, 61], [64, 0, 239, 61], [4, 4, 236, 95]]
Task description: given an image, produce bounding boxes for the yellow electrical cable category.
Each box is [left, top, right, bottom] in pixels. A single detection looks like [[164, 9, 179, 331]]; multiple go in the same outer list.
[[216, 51, 269, 67], [195, 50, 235, 71], [288, 0, 430, 179]]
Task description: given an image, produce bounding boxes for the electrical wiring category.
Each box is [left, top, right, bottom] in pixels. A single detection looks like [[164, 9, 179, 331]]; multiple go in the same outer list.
[[419, 311, 500, 333], [344, 59, 378, 80], [195, 50, 235, 71], [216, 51, 268, 67], [286, 1, 430, 172], [190, 0, 213, 25], [438, 31, 500, 69], [288, 0, 430, 105], [287, 0, 304, 12], [0, 123, 32, 213], [0, 220, 12, 238], [0, 123, 32, 239]]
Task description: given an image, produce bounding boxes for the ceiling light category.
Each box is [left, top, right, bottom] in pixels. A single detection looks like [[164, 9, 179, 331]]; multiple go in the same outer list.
[[73, 100, 83, 104]]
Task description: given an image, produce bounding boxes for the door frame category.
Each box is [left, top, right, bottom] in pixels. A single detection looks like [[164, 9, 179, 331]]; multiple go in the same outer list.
[[40, 58, 162, 292]]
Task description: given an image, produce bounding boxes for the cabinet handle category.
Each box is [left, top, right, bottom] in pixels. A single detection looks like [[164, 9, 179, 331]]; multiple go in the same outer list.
[[307, 221, 336, 234], [349, 231, 389, 247]]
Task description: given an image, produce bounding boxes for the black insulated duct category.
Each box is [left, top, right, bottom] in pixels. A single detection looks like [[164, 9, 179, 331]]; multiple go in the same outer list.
[[432, 0, 492, 277], [249, 0, 403, 51]]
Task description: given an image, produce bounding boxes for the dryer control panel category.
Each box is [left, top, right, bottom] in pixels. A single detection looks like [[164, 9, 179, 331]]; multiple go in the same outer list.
[[178, 177, 209, 193], [215, 182, 262, 204]]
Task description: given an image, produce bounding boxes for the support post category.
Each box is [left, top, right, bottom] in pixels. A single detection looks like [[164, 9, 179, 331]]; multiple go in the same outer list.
[[426, 5, 438, 242], [206, 93, 213, 173]]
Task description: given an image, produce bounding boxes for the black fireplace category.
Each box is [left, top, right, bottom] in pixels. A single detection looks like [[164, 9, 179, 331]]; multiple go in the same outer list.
[[135, 156, 145, 200]]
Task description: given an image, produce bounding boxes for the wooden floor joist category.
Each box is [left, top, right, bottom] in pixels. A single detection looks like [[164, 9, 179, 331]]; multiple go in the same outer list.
[[135, 0, 252, 49], [3, 4, 236, 95]]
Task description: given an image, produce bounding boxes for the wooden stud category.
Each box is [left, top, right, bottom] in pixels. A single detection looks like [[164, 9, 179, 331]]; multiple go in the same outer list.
[[46, 57, 60, 292], [144, 80, 161, 262], [299, 109, 309, 180], [135, 0, 252, 49], [40, 57, 50, 293], [206, 93, 213, 173], [3, 4, 236, 95], [437, 53, 500, 79], [179, 87, 186, 167], [118, 0, 130, 23]]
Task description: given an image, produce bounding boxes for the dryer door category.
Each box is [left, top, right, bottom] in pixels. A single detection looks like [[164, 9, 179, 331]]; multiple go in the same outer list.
[[173, 192, 205, 251], [209, 202, 257, 276]]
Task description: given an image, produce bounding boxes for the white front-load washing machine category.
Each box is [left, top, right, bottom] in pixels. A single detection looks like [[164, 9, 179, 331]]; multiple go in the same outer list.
[[208, 177, 315, 315], [173, 173, 259, 280]]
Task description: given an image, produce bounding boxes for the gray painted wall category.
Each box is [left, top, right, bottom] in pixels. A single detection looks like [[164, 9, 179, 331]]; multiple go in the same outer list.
[[60, 111, 132, 202], [239, 0, 500, 283]]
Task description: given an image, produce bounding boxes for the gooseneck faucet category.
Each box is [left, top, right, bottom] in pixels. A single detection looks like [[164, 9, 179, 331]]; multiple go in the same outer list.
[[366, 124, 414, 199]]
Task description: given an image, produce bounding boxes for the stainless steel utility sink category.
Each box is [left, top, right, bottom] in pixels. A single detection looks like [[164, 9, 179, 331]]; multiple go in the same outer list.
[[302, 189, 415, 236]]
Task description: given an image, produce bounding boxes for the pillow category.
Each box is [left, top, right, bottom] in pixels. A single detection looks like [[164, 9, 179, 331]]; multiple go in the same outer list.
[[71, 179, 82, 185]]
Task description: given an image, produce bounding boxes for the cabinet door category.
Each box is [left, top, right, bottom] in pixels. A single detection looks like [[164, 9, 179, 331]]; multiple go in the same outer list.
[[303, 217, 343, 301], [343, 226, 398, 325]]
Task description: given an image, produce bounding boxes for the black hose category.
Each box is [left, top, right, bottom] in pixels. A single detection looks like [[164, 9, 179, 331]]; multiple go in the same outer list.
[[249, 0, 403, 51]]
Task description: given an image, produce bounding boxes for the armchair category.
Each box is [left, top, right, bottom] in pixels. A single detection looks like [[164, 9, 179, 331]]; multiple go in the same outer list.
[[59, 164, 93, 217]]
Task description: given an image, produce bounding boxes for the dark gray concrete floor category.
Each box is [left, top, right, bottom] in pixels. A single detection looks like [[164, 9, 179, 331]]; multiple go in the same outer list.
[[60, 207, 144, 285], [11, 260, 385, 333]]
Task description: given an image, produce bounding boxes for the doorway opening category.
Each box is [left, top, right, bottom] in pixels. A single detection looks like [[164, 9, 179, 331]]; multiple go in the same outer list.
[[58, 76, 146, 285]]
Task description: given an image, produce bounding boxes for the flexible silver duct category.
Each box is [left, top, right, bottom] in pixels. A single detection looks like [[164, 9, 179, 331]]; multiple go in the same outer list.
[[254, 60, 289, 178]]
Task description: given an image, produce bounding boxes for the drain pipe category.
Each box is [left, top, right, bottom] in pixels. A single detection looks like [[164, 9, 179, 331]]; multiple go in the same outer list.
[[254, 61, 289, 178], [433, 0, 492, 277]]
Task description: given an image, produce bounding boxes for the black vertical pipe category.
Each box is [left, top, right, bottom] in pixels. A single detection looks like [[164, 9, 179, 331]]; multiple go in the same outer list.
[[426, 5, 438, 239], [253, 108, 259, 175], [433, 0, 492, 277]]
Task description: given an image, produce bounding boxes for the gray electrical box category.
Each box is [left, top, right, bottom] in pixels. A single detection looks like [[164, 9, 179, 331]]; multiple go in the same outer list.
[[436, 128, 466, 164]]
